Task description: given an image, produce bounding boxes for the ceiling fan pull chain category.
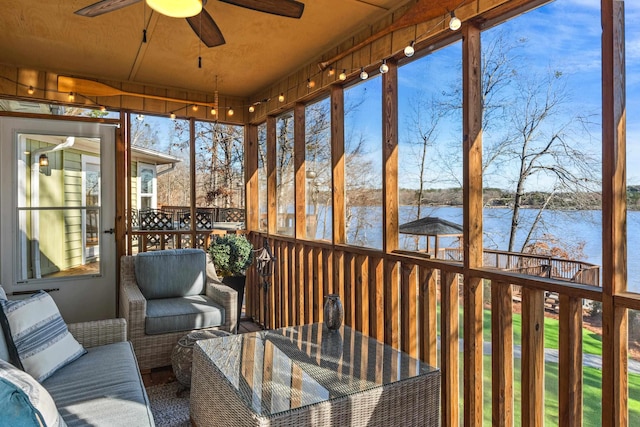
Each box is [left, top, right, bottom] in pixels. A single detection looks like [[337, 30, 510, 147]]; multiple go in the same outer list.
[[198, 11, 202, 69], [142, 2, 147, 43]]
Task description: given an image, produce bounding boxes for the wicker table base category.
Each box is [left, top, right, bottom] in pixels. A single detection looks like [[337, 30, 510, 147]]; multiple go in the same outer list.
[[190, 323, 440, 426]]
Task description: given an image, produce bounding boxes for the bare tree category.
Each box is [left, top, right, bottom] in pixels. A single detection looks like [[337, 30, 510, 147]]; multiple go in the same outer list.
[[439, 31, 600, 254]]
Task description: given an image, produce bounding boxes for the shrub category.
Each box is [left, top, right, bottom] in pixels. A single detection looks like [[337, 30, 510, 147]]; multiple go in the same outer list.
[[208, 234, 254, 277]]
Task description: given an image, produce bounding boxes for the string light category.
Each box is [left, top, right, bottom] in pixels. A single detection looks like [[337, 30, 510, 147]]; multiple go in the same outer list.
[[170, 112, 176, 120], [192, 104, 199, 112], [100, 106, 106, 112], [27, 86, 34, 95], [307, 79, 316, 89], [249, 105, 255, 113], [68, 92, 75, 102], [136, 114, 144, 121], [404, 41, 415, 57], [278, 93, 285, 102], [449, 11, 461, 31], [380, 59, 389, 74], [339, 70, 347, 81], [227, 107, 234, 116], [328, 67, 335, 77], [359, 67, 368, 80], [211, 107, 217, 115]]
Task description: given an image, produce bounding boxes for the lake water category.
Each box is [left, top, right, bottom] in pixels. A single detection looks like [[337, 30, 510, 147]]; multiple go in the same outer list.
[[313, 205, 640, 293]]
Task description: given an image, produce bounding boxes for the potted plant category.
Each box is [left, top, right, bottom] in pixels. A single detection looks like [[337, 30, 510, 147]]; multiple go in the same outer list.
[[208, 234, 254, 318]]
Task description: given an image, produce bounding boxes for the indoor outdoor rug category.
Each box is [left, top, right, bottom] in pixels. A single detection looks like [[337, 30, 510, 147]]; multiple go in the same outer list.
[[146, 382, 191, 427]]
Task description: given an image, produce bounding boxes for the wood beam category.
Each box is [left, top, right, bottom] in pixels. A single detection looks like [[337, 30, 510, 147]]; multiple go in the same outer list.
[[266, 116, 277, 235], [382, 59, 399, 254], [601, 1, 628, 425], [462, 22, 484, 427], [245, 124, 259, 231], [331, 85, 346, 244], [294, 103, 306, 239]]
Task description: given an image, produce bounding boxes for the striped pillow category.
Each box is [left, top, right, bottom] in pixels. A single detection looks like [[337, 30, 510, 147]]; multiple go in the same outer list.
[[0, 291, 86, 382], [0, 359, 67, 427]]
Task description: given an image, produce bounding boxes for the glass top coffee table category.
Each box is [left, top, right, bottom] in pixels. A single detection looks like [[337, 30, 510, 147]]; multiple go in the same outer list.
[[189, 323, 440, 426]]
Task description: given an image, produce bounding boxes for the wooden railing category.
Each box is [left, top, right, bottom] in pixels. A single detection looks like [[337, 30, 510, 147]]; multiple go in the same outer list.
[[245, 232, 603, 426]]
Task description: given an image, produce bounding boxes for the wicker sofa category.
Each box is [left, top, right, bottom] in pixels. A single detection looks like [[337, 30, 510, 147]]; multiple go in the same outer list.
[[120, 248, 238, 371], [1, 317, 154, 427]]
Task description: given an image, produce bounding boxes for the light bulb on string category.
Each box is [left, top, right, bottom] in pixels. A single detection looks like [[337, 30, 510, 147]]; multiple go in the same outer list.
[[328, 67, 335, 77], [380, 60, 389, 74], [449, 11, 461, 31], [359, 68, 368, 80], [27, 86, 34, 95], [278, 93, 285, 102], [339, 70, 347, 81], [249, 105, 255, 113], [227, 107, 234, 116], [404, 41, 415, 57], [170, 112, 176, 120]]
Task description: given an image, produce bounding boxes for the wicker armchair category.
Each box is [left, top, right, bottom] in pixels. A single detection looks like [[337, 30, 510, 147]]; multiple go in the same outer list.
[[120, 252, 238, 371]]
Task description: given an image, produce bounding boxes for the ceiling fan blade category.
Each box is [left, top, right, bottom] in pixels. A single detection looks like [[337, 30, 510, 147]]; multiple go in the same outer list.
[[186, 9, 226, 47], [219, 0, 304, 18], [75, 0, 142, 17]]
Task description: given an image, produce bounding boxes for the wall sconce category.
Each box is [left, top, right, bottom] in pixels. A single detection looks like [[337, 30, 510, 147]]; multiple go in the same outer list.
[[39, 154, 49, 167]]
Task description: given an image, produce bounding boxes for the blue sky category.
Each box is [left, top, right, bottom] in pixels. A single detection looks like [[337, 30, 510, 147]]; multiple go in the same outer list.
[[344, 0, 640, 189]]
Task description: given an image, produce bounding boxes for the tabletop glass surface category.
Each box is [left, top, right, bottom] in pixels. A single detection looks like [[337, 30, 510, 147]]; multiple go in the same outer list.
[[197, 323, 438, 417]]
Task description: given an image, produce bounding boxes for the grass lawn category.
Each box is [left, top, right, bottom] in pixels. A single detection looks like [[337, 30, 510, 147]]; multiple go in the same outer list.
[[445, 308, 639, 424]]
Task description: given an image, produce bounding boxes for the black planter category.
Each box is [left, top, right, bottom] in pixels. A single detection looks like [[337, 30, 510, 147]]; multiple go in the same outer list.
[[222, 275, 246, 319]]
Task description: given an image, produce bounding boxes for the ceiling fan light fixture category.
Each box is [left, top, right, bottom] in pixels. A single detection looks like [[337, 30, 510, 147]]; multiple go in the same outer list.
[[146, 0, 202, 18]]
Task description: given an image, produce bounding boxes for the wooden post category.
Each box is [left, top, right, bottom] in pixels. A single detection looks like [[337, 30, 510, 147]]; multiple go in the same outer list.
[[462, 22, 484, 427], [558, 294, 582, 427], [601, 1, 628, 425], [441, 271, 459, 427], [266, 116, 277, 236], [491, 281, 513, 427], [294, 103, 306, 239], [521, 287, 544, 427], [419, 267, 438, 366], [382, 59, 399, 254], [244, 124, 259, 231], [331, 85, 345, 245]]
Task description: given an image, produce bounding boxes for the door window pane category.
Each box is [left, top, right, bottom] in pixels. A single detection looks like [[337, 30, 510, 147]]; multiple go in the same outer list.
[[17, 134, 102, 280]]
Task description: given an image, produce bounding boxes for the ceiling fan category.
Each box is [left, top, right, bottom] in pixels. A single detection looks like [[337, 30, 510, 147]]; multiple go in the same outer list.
[[74, 0, 305, 47]]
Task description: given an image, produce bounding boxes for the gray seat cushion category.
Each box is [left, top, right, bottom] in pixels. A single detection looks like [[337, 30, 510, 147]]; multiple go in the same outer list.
[[134, 249, 207, 299], [43, 341, 154, 427], [145, 295, 225, 335]]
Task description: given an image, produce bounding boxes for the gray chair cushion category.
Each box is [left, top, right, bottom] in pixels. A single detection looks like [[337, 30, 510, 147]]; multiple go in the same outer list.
[[43, 341, 154, 427], [134, 249, 206, 299], [145, 295, 225, 335]]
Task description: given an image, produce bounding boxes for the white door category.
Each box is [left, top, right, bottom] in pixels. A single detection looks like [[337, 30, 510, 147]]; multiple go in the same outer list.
[[0, 117, 117, 323]]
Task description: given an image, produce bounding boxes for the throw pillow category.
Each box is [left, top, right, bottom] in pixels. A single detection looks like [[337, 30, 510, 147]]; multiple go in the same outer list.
[[0, 359, 67, 427], [0, 291, 86, 382], [0, 285, 6, 300]]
